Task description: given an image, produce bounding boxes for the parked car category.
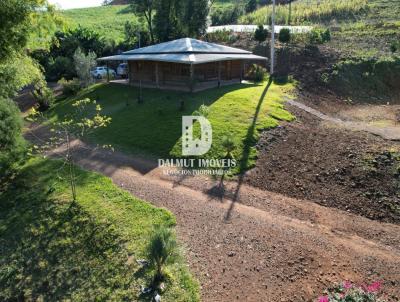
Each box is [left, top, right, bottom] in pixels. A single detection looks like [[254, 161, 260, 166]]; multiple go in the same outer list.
[[117, 63, 128, 77], [91, 66, 116, 79]]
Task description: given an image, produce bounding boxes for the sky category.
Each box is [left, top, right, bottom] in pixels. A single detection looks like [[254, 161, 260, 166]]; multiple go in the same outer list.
[[48, 0, 104, 10]]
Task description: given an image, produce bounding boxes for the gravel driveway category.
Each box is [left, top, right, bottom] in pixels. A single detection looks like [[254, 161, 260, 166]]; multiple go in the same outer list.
[[44, 139, 400, 302]]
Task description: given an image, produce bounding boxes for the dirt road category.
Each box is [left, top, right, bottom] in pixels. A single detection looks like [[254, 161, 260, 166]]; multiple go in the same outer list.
[[44, 139, 400, 302]]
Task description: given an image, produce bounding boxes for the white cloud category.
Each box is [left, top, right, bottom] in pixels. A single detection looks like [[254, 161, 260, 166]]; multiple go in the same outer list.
[[49, 0, 104, 10]]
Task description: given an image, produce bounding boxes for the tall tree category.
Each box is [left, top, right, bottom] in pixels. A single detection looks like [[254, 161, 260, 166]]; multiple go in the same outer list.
[[245, 0, 258, 13], [154, 0, 184, 42], [185, 0, 209, 37], [130, 0, 156, 44], [0, 0, 61, 178]]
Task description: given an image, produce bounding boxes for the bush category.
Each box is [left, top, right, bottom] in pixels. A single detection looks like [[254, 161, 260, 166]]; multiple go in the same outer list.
[[211, 5, 244, 26], [32, 79, 55, 111], [73, 48, 96, 88], [246, 64, 267, 82], [46, 56, 76, 82], [278, 28, 291, 44], [390, 40, 399, 53], [318, 281, 385, 302], [58, 78, 81, 96], [254, 25, 268, 43], [207, 29, 237, 43], [309, 28, 331, 44], [0, 97, 26, 178]]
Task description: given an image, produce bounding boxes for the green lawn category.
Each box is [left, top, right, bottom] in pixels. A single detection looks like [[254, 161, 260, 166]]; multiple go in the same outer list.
[[51, 79, 294, 173], [0, 158, 199, 301]]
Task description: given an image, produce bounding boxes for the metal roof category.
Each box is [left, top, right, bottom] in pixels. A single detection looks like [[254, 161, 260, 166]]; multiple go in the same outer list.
[[98, 53, 266, 65], [123, 38, 251, 55], [98, 38, 267, 64]]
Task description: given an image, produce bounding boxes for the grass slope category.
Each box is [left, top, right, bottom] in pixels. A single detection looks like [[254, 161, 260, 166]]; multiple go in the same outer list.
[[0, 158, 199, 301], [60, 1, 241, 43], [240, 0, 369, 25], [61, 5, 137, 42], [241, 0, 400, 57], [51, 80, 294, 173]]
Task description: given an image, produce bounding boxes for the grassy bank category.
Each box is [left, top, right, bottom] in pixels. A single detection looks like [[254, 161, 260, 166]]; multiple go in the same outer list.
[[50, 80, 294, 173], [0, 158, 199, 301], [325, 56, 400, 103], [240, 0, 368, 25], [61, 5, 137, 42]]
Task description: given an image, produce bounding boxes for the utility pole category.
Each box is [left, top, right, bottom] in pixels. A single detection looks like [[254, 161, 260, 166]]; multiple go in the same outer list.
[[270, 0, 276, 76], [137, 32, 141, 48]]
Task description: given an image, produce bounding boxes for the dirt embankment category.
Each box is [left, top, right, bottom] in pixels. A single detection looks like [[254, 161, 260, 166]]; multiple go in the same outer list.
[[246, 105, 400, 224]]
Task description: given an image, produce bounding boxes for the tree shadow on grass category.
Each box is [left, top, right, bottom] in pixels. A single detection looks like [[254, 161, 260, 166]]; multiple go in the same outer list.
[[0, 160, 139, 301], [49, 82, 260, 176], [224, 77, 273, 221]]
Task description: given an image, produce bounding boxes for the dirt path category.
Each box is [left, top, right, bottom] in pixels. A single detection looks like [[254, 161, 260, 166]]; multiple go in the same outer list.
[[44, 139, 400, 302], [286, 98, 400, 141]]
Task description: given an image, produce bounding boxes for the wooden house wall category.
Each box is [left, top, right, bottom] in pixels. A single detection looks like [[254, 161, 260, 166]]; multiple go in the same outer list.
[[128, 60, 244, 85]]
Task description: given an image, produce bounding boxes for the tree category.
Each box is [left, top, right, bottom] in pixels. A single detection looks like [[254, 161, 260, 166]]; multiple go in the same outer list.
[[124, 20, 150, 48], [254, 25, 268, 44], [0, 98, 26, 178], [278, 28, 291, 44], [185, 0, 210, 37], [154, 0, 184, 42], [31, 77, 55, 111], [29, 99, 111, 202], [0, 0, 39, 61], [73, 48, 97, 88], [147, 225, 178, 282], [130, 0, 156, 44], [0, 0, 60, 179], [245, 0, 257, 13]]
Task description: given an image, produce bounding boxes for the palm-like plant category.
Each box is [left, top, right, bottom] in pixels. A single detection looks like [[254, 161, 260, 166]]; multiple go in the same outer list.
[[221, 135, 236, 158], [147, 226, 178, 282]]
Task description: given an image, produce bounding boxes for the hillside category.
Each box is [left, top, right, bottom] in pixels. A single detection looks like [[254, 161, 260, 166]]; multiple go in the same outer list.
[[61, 5, 137, 42], [240, 0, 400, 57], [60, 1, 244, 42]]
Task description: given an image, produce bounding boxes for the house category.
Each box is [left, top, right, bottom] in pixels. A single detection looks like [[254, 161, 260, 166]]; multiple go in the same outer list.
[[98, 38, 267, 92]]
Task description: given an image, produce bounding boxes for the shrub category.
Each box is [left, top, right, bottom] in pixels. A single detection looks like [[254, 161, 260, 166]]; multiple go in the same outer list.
[[31, 79, 55, 111], [390, 40, 399, 53], [46, 56, 76, 82], [211, 5, 244, 26], [318, 281, 386, 302], [309, 28, 331, 45], [73, 48, 96, 88], [207, 29, 236, 43], [58, 78, 81, 96], [278, 28, 291, 44], [147, 226, 178, 282], [246, 64, 267, 82], [0, 97, 26, 178], [254, 25, 269, 43]]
